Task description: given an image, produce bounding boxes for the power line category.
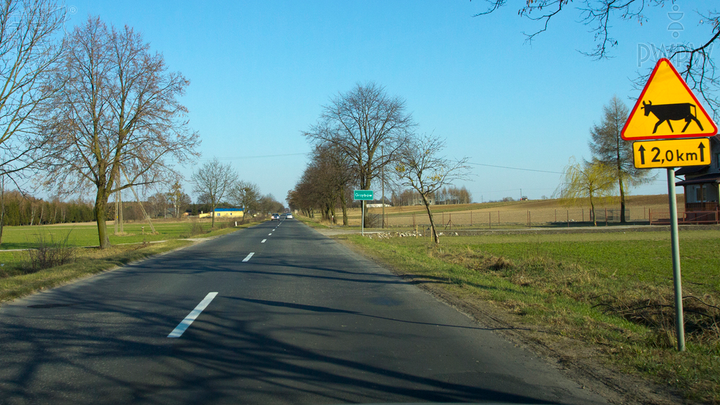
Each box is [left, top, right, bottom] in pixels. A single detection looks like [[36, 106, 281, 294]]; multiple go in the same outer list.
[[209, 152, 310, 161], [468, 161, 563, 175]]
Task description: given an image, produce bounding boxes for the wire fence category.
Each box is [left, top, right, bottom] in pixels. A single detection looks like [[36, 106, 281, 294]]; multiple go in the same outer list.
[[357, 206, 659, 229], [649, 209, 720, 225]]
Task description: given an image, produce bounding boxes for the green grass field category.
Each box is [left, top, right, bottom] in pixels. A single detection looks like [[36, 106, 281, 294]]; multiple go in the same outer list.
[[345, 228, 720, 402], [0, 221, 223, 250]]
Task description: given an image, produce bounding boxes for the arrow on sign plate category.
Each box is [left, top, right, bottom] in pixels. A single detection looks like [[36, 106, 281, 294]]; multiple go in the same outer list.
[[633, 138, 710, 169]]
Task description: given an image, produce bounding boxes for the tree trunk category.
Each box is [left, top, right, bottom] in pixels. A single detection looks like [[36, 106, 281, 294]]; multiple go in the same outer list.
[[361, 177, 371, 228], [590, 198, 597, 227], [340, 193, 348, 226], [421, 193, 439, 244], [619, 178, 626, 223], [94, 188, 111, 248], [0, 176, 5, 245], [119, 196, 124, 233]]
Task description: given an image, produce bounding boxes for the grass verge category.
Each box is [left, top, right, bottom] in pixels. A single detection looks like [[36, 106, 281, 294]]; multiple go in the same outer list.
[[0, 240, 192, 303], [0, 220, 260, 303], [342, 229, 720, 403]]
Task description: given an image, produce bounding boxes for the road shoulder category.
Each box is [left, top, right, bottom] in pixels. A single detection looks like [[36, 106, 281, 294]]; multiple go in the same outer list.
[[326, 230, 687, 405]]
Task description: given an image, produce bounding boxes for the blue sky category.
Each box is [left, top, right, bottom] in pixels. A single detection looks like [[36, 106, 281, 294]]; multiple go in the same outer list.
[[64, 0, 717, 204]]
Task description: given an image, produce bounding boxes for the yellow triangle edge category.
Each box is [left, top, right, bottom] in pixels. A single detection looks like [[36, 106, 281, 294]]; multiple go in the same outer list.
[[622, 58, 718, 140]]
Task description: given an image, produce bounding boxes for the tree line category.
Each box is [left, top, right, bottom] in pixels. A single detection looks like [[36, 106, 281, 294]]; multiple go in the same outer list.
[[288, 82, 471, 243], [391, 186, 472, 207], [0, 191, 95, 226]]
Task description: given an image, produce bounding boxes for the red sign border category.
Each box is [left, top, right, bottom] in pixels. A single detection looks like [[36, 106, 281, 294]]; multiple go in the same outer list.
[[621, 58, 718, 141]]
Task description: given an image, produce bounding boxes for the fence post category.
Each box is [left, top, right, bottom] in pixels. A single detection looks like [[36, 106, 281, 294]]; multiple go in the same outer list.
[[605, 208, 608, 226], [489, 212, 492, 229], [470, 211, 473, 226], [567, 210, 569, 228], [582, 208, 584, 222]]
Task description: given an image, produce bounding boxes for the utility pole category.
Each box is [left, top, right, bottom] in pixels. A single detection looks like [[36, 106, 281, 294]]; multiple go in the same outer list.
[[381, 145, 385, 229]]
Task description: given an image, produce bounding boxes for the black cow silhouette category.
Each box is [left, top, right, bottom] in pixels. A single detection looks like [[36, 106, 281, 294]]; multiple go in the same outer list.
[[641, 100, 704, 134]]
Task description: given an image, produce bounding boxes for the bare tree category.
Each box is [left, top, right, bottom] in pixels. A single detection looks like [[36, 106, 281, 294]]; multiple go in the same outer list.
[[229, 180, 260, 222], [311, 144, 354, 224], [191, 158, 238, 228], [393, 134, 470, 244], [304, 82, 414, 198], [258, 193, 284, 216], [473, 1, 720, 116], [589, 96, 654, 222], [40, 17, 199, 248], [0, 0, 67, 243]]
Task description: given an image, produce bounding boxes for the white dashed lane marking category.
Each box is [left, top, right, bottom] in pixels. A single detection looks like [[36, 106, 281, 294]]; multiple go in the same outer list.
[[167, 292, 218, 338]]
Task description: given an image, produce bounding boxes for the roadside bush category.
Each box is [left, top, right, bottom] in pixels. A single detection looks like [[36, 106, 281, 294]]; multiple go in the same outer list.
[[190, 220, 206, 235], [23, 232, 76, 273], [364, 213, 382, 228]]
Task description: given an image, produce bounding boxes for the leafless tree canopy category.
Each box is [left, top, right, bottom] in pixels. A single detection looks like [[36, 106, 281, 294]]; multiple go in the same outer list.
[[0, 0, 66, 178], [191, 158, 238, 228], [304, 82, 414, 191], [289, 144, 354, 223], [229, 180, 260, 220], [393, 134, 470, 243], [41, 17, 200, 247], [473, 0, 720, 116]]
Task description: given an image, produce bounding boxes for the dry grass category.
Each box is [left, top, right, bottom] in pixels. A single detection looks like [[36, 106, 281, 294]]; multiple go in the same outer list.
[[341, 194, 678, 227]]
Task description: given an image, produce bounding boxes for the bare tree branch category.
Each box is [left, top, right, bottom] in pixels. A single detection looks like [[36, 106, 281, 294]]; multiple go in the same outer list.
[[472, 1, 720, 116], [0, 0, 66, 177]]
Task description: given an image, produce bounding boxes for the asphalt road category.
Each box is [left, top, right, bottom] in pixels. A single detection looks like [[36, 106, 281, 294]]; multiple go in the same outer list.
[[0, 219, 609, 404]]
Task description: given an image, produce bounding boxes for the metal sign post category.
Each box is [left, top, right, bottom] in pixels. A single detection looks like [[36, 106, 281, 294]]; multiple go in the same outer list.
[[361, 200, 365, 236], [667, 167, 686, 351], [354, 190, 374, 236]]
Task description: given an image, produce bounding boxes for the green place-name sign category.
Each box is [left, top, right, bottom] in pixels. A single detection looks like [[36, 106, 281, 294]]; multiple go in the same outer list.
[[354, 190, 373, 201]]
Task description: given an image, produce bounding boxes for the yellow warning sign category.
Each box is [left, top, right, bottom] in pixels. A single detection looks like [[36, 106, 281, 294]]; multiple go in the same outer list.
[[622, 58, 717, 140], [633, 138, 711, 169]]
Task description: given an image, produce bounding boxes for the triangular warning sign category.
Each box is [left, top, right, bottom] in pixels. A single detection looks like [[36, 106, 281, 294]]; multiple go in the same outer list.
[[622, 58, 717, 140]]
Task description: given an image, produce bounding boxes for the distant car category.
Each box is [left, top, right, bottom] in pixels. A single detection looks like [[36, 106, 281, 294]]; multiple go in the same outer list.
[[285, 213, 293, 219], [271, 213, 280, 220]]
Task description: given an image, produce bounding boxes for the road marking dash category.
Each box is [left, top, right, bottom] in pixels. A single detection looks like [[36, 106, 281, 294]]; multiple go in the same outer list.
[[168, 292, 218, 338], [268, 233, 272, 236], [242, 252, 255, 262], [261, 239, 267, 243]]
